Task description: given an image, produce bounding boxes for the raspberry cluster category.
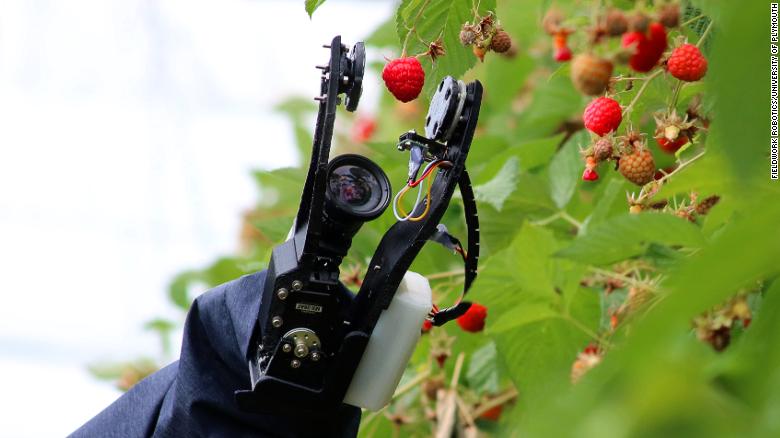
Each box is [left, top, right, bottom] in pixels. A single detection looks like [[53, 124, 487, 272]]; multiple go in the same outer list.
[[542, 3, 710, 189]]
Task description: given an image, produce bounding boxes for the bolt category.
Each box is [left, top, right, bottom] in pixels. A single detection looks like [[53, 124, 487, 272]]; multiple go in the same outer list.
[[294, 343, 309, 358], [311, 351, 321, 362], [290, 359, 301, 369], [276, 288, 289, 300], [271, 316, 283, 328], [291, 280, 304, 291], [282, 343, 292, 353]]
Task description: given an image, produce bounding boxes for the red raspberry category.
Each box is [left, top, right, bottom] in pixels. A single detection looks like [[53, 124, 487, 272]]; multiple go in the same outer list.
[[667, 44, 708, 82], [583, 97, 622, 136], [456, 302, 487, 332], [655, 135, 689, 153], [382, 57, 425, 102], [553, 31, 572, 62], [582, 168, 599, 181], [478, 404, 504, 422], [621, 22, 667, 72], [350, 116, 376, 143]]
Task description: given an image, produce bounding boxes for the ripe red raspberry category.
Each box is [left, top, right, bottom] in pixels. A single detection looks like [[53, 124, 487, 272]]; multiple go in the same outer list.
[[667, 44, 708, 82], [621, 22, 667, 72], [582, 168, 599, 181], [583, 97, 622, 136], [655, 135, 689, 153], [456, 302, 487, 332], [553, 31, 572, 62], [382, 57, 425, 102], [478, 404, 504, 422], [570, 53, 614, 96], [619, 148, 656, 185]]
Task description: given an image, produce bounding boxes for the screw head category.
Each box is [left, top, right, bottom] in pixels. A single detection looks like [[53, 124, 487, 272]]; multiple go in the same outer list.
[[271, 316, 283, 328], [291, 280, 304, 291], [290, 359, 301, 369], [282, 343, 292, 353], [276, 288, 289, 300], [311, 351, 321, 362]]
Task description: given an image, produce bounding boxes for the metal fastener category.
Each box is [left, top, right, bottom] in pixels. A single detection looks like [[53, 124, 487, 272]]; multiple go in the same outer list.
[[282, 343, 292, 353], [276, 288, 289, 300], [291, 280, 303, 291], [290, 359, 301, 369], [294, 342, 309, 358], [271, 316, 283, 328], [311, 351, 321, 362]]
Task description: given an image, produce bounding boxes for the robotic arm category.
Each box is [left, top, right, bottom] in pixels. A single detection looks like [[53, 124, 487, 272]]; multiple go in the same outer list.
[[236, 35, 483, 417]]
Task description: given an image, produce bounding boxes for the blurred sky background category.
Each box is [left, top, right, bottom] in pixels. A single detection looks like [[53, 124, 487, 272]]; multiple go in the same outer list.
[[0, 1, 391, 436]]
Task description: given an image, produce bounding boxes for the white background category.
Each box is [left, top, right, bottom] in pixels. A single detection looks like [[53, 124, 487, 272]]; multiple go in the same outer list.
[[0, 1, 391, 436]]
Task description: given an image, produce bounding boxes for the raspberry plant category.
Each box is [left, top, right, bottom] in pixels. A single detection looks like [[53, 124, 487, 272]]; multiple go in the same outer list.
[[93, 1, 779, 437]]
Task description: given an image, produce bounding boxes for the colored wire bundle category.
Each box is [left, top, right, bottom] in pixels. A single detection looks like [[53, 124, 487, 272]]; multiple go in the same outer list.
[[392, 160, 450, 222]]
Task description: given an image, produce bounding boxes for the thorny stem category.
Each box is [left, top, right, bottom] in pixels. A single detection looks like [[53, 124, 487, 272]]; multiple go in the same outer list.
[[589, 266, 661, 290], [455, 395, 476, 429], [622, 69, 663, 117], [470, 388, 519, 419], [633, 150, 706, 205], [401, 0, 432, 57]]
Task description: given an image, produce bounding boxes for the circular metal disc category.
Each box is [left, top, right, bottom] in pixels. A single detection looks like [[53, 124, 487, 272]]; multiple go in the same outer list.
[[424, 76, 460, 141]]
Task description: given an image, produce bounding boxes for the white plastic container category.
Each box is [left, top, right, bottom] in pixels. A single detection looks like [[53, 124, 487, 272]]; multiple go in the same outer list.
[[343, 271, 432, 411]]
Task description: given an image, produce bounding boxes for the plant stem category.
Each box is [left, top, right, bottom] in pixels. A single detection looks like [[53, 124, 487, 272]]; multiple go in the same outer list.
[[560, 211, 584, 229], [696, 20, 714, 48], [668, 81, 683, 113], [471, 388, 519, 419], [622, 69, 663, 117], [401, 0, 432, 56], [427, 270, 464, 280], [680, 14, 705, 28]]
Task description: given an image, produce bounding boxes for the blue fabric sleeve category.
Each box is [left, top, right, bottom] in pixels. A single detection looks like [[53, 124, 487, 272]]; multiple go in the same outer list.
[[70, 270, 361, 438]]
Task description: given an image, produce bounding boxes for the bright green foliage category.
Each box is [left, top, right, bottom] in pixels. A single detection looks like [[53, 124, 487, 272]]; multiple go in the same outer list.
[[103, 0, 778, 436], [305, 0, 327, 18]]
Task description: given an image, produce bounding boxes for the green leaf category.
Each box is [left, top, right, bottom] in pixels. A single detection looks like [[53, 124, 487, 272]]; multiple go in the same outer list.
[[169, 270, 201, 310], [491, 305, 590, 400], [395, 0, 496, 97], [466, 341, 501, 395], [556, 213, 706, 265], [579, 178, 624, 235], [548, 132, 583, 209], [304, 0, 326, 17], [474, 156, 519, 211]]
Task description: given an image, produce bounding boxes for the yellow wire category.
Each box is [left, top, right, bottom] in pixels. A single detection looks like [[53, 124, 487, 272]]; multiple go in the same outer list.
[[407, 182, 432, 222], [396, 161, 445, 221]]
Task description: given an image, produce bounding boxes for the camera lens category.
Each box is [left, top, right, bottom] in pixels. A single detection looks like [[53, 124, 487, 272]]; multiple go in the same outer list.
[[325, 155, 390, 221]]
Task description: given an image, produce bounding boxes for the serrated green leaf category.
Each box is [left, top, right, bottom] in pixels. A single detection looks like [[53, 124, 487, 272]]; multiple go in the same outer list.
[[395, 0, 496, 97], [466, 341, 500, 395], [474, 156, 519, 211], [549, 132, 583, 209], [556, 213, 706, 265], [304, 0, 326, 17]]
